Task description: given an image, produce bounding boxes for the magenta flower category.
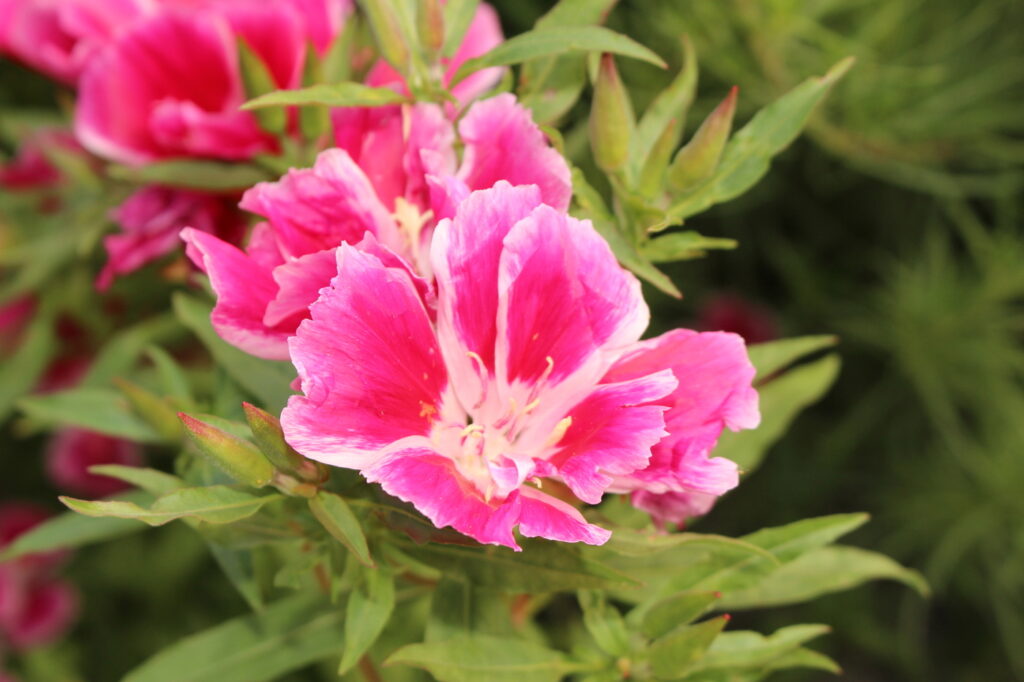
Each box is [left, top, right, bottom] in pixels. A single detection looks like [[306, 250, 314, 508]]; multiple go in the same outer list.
[[97, 185, 245, 290], [45, 427, 143, 498], [696, 292, 779, 344], [279, 184, 759, 549], [182, 94, 571, 360], [74, 0, 347, 165]]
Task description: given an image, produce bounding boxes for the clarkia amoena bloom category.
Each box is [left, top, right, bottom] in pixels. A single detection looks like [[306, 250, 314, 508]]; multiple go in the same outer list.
[[280, 183, 759, 549]]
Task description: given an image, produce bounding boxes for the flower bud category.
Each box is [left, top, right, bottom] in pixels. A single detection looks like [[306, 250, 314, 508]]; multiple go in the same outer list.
[[361, 0, 410, 73], [113, 378, 183, 443], [178, 413, 274, 488], [589, 54, 634, 173], [418, 0, 445, 57], [668, 86, 738, 192], [242, 402, 327, 484]]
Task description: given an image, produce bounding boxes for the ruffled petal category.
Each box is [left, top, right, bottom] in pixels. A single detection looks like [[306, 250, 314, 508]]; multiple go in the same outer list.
[[517, 487, 611, 546], [281, 245, 447, 469], [457, 94, 572, 211], [629, 489, 719, 526]]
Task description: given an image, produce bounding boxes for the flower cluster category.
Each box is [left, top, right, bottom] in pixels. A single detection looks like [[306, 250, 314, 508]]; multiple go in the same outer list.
[[1, 0, 760, 550]]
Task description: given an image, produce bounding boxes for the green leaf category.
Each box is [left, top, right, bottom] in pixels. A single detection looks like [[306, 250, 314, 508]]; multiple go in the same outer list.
[[763, 646, 841, 675], [400, 538, 636, 592], [631, 35, 697, 181], [338, 568, 395, 673], [714, 353, 840, 471], [578, 590, 631, 657], [123, 593, 344, 682], [242, 82, 408, 110], [640, 231, 737, 263], [109, 161, 271, 192], [746, 335, 838, 378], [173, 294, 294, 412], [0, 490, 153, 561], [685, 624, 831, 675], [80, 314, 185, 387], [451, 26, 666, 88], [146, 345, 193, 403], [719, 546, 929, 610], [668, 57, 853, 220], [87, 465, 184, 496], [740, 513, 869, 564], [61, 486, 281, 527], [0, 298, 56, 421], [648, 616, 728, 679], [309, 491, 373, 567], [637, 591, 719, 640], [387, 634, 576, 682], [17, 387, 163, 443], [441, 0, 480, 57], [237, 40, 287, 133]]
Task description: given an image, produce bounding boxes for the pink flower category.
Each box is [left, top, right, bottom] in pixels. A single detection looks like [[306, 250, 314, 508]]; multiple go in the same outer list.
[[0, 0, 150, 83], [696, 293, 779, 344], [0, 129, 83, 191], [0, 504, 63, 573], [0, 297, 35, 356], [45, 428, 143, 498], [74, 0, 344, 164], [279, 184, 759, 549], [97, 185, 245, 290], [0, 575, 78, 651], [183, 93, 571, 360]]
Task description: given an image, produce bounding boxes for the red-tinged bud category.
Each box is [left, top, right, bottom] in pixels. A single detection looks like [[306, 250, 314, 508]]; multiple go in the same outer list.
[[113, 378, 183, 443], [668, 85, 738, 192], [178, 413, 274, 488], [418, 0, 445, 56], [722, 613, 732, 621], [242, 402, 327, 484], [589, 53, 635, 173], [361, 0, 411, 73]]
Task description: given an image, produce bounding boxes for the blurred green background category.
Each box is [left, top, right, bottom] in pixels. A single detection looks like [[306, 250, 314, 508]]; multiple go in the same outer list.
[[3, 0, 1023, 680]]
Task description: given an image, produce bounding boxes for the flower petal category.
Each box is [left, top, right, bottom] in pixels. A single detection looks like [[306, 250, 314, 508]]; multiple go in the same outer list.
[[630, 489, 719, 526], [517, 487, 611, 546], [457, 93, 572, 211], [281, 245, 446, 469]]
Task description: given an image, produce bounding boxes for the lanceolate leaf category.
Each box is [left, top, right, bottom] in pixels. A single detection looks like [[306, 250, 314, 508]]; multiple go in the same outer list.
[[0, 490, 153, 561], [309, 491, 373, 567], [450, 26, 666, 87], [338, 569, 395, 673], [719, 545, 929, 610], [17, 387, 163, 443], [61, 486, 281, 527], [88, 465, 184, 496], [123, 593, 343, 682], [0, 297, 56, 421], [636, 591, 719, 640], [640, 230, 737, 263], [741, 513, 869, 563], [667, 57, 854, 220], [578, 590, 631, 657], [683, 624, 831, 675], [386, 634, 579, 682], [109, 161, 271, 191], [747, 335, 838, 378], [648, 616, 728, 679], [242, 82, 408, 110]]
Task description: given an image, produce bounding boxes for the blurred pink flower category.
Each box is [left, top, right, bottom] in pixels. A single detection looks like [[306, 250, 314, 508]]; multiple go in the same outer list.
[[0, 0, 149, 83], [0, 297, 35, 356], [0, 129, 83, 198], [696, 292, 779, 344], [45, 428, 142, 498], [278, 184, 758, 549], [97, 185, 246, 290], [183, 93, 570, 360]]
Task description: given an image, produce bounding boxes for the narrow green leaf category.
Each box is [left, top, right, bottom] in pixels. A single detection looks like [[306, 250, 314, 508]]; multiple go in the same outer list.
[[631, 35, 697, 180], [648, 616, 728, 679], [640, 230, 737, 263], [442, 0, 480, 57], [338, 569, 395, 673], [534, 0, 618, 28], [108, 161, 271, 191], [243, 82, 408, 110], [386, 634, 576, 682], [88, 465, 184, 496], [0, 490, 152, 561], [685, 624, 831, 674], [764, 646, 842, 675], [747, 335, 838, 378], [61, 486, 281, 527], [81, 313, 184, 387], [400, 538, 636, 592], [714, 354, 840, 471], [719, 546, 929, 610], [172, 293, 294, 412], [237, 40, 287, 133], [638, 591, 719, 640], [451, 26, 666, 87], [668, 57, 854, 220], [0, 298, 56, 421], [17, 387, 162, 443], [123, 593, 343, 682], [578, 590, 631, 657], [145, 345, 193, 403], [741, 513, 870, 564], [309, 491, 373, 567], [114, 378, 183, 442]]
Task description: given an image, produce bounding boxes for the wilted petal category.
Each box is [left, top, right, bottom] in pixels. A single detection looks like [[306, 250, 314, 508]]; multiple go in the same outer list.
[[458, 94, 572, 211], [282, 245, 447, 469]]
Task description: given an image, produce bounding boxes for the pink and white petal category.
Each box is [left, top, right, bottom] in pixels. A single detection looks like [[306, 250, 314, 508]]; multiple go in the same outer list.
[[181, 227, 291, 360], [425, 170, 470, 224], [457, 93, 572, 210], [364, 448, 521, 549], [401, 103, 457, 211], [605, 329, 760, 434], [353, 232, 435, 314], [281, 246, 446, 468], [543, 371, 676, 504], [445, 3, 505, 105], [431, 183, 542, 410], [517, 487, 611, 546], [630, 489, 718, 526], [263, 248, 338, 328], [240, 148, 398, 258], [497, 205, 648, 403]]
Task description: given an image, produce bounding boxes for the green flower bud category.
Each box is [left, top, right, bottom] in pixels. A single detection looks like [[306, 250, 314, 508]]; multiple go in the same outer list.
[[113, 378, 183, 443], [242, 402, 327, 484], [589, 53, 634, 173], [179, 412, 274, 488], [668, 85, 738, 192]]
